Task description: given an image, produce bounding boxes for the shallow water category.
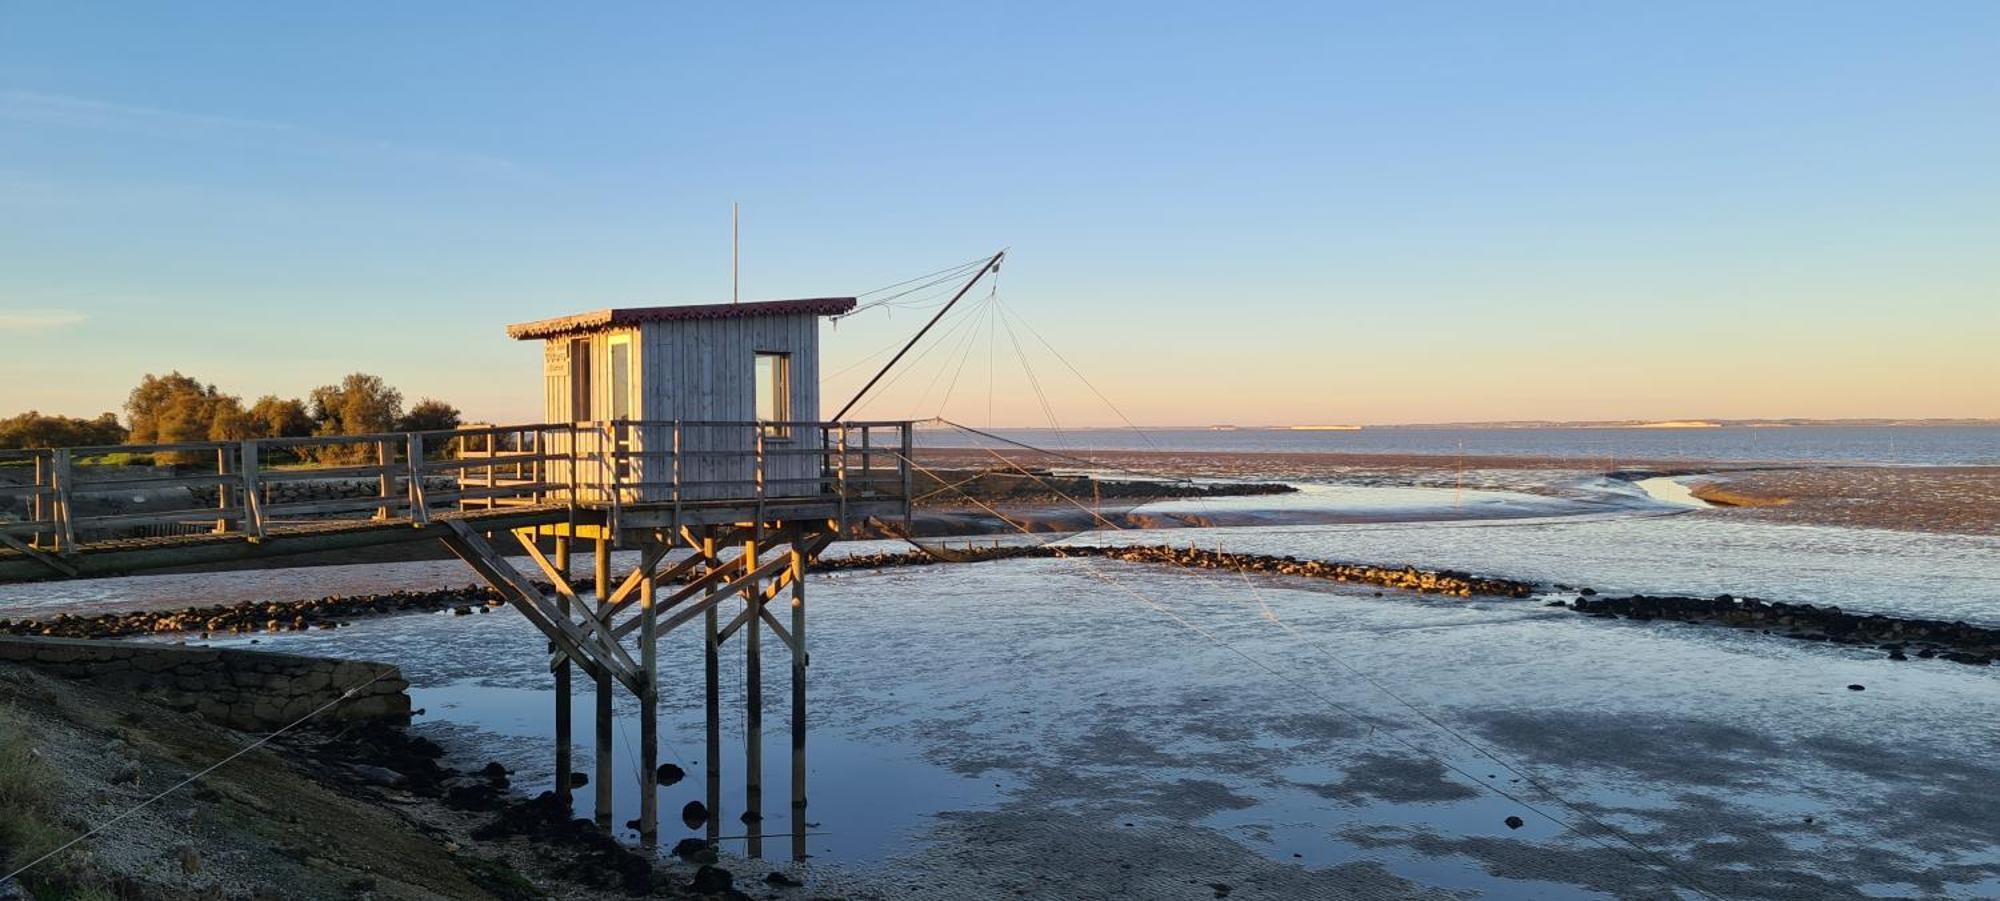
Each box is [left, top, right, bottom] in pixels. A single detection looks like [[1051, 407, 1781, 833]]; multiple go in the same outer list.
[[221, 555, 2000, 899]]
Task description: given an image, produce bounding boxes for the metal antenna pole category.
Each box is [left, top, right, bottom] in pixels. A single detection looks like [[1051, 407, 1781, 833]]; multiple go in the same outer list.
[[733, 202, 740, 304], [832, 249, 1005, 422]]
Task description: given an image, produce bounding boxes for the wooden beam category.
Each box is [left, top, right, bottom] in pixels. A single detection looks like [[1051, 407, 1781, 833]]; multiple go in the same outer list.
[[702, 529, 722, 846], [554, 534, 573, 808], [789, 525, 808, 863], [593, 534, 614, 830], [743, 532, 763, 858], [639, 545, 660, 846]]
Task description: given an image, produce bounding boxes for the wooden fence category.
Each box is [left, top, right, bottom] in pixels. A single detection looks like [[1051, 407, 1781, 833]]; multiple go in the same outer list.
[[0, 420, 911, 555]]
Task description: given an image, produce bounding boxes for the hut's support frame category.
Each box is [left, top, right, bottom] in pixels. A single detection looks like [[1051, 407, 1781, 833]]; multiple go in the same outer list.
[[439, 518, 832, 854]]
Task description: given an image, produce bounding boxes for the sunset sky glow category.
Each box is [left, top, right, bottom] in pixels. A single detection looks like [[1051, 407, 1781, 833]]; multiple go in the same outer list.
[[3, 3, 1995, 427]]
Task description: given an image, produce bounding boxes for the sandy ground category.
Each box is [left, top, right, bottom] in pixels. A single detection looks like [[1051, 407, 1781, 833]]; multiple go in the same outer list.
[[0, 663, 495, 899]]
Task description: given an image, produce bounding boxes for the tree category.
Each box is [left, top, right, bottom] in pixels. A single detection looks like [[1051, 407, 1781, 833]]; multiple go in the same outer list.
[[248, 395, 314, 439], [397, 398, 462, 433], [310, 373, 403, 436], [308, 373, 404, 462], [0, 411, 126, 449], [207, 397, 256, 441], [124, 372, 248, 463]]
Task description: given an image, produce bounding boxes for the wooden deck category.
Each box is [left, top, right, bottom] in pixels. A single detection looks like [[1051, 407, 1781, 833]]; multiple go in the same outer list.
[[0, 420, 912, 583]]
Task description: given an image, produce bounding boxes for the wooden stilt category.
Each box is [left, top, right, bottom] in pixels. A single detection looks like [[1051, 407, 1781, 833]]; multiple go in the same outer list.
[[744, 532, 763, 859], [594, 535, 614, 830], [789, 525, 808, 862], [638, 542, 660, 846], [703, 530, 723, 845], [554, 534, 573, 807]]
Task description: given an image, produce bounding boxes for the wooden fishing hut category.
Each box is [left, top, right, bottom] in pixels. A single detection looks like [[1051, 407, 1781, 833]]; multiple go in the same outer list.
[[492, 295, 913, 855]]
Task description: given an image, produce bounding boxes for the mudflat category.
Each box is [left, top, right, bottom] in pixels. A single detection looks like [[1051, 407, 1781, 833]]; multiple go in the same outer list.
[[916, 447, 2000, 537]]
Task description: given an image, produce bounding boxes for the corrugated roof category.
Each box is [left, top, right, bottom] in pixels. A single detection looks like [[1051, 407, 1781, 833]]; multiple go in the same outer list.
[[506, 297, 858, 340]]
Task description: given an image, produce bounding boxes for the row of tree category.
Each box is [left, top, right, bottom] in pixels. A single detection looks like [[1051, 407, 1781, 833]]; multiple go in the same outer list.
[[0, 411, 127, 450], [0, 372, 463, 455]]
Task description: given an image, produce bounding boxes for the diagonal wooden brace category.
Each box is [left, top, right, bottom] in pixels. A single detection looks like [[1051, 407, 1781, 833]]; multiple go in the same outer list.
[[0, 532, 78, 578], [442, 521, 643, 694], [655, 553, 793, 639], [611, 553, 747, 640]]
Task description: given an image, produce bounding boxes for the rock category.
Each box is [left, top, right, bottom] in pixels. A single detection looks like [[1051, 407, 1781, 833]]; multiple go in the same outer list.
[[765, 871, 804, 887], [681, 800, 709, 830], [479, 761, 511, 784], [348, 764, 408, 787], [1209, 883, 1232, 898], [655, 762, 686, 786], [671, 838, 714, 861], [178, 844, 202, 875], [567, 771, 589, 788], [691, 865, 733, 894], [1847, 684, 1865, 691], [0, 877, 26, 901], [1504, 815, 1525, 829]]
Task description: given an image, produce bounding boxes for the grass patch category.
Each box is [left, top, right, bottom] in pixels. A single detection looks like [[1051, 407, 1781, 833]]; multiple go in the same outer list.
[[73, 452, 155, 468]]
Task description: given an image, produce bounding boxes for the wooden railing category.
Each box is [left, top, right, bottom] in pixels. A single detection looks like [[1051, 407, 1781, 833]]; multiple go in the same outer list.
[[0, 420, 913, 554]]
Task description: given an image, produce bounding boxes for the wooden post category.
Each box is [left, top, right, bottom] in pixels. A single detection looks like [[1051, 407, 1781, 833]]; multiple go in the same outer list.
[[375, 438, 394, 520], [214, 446, 233, 534], [593, 534, 614, 829], [239, 441, 264, 541], [789, 527, 808, 862], [703, 530, 723, 846], [30, 453, 46, 549], [900, 423, 915, 530], [407, 433, 429, 524], [51, 449, 74, 553], [743, 531, 763, 858], [554, 535, 573, 806], [638, 543, 660, 846]]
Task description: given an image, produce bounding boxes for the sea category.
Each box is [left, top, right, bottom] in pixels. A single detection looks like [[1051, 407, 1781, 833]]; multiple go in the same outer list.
[[917, 423, 2000, 466]]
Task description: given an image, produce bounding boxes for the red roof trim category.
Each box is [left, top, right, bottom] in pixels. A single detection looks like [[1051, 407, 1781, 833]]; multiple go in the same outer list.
[[506, 297, 857, 340]]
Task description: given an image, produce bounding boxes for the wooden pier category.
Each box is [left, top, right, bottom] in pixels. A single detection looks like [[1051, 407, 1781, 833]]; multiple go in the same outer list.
[[0, 418, 913, 854]]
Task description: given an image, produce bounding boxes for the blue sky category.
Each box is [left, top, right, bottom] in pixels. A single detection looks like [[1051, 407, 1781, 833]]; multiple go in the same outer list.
[[3, 2, 1996, 426]]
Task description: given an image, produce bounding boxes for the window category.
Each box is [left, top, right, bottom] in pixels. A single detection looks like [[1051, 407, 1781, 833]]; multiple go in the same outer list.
[[755, 352, 790, 438], [608, 336, 632, 421], [568, 339, 592, 423]]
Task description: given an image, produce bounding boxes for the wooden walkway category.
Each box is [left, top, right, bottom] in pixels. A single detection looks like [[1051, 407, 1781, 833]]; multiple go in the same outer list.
[[0, 419, 912, 583]]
